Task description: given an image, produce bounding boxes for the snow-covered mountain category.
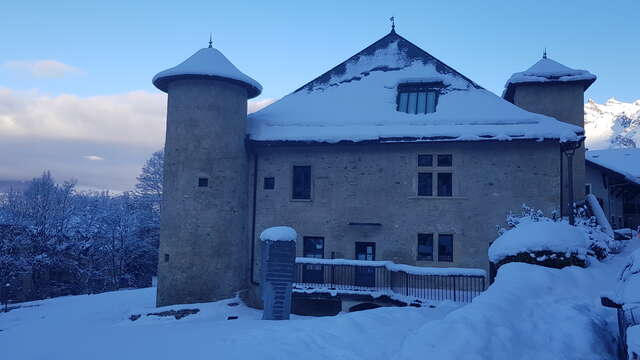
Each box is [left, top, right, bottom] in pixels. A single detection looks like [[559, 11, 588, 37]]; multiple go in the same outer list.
[[585, 98, 640, 150]]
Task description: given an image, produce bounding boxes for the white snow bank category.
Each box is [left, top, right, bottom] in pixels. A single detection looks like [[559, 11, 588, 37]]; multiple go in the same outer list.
[[0, 287, 461, 360], [260, 226, 297, 242], [153, 47, 262, 98], [249, 40, 581, 143], [587, 149, 640, 185], [613, 249, 640, 305], [489, 220, 588, 263], [505, 57, 596, 87], [628, 326, 640, 358], [296, 257, 485, 276], [397, 262, 616, 360]]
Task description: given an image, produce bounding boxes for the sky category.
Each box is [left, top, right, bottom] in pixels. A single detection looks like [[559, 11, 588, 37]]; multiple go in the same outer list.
[[1, 0, 638, 191]]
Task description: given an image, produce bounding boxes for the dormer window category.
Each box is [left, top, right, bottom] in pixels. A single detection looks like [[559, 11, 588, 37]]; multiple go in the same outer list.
[[396, 83, 441, 114]]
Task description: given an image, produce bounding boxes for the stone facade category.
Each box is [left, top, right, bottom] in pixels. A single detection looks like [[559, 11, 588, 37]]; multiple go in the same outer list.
[[156, 78, 250, 307], [247, 140, 562, 305], [510, 82, 586, 215]]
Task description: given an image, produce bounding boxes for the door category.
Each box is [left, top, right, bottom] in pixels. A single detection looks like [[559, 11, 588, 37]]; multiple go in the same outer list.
[[355, 242, 376, 288], [303, 237, 324, 283]]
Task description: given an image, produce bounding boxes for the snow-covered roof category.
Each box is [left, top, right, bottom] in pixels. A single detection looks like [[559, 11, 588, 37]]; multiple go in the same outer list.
[[586, 148, 640, 185], [259, 226, 297, 242], [153, 46, 262, 98], [503, 57, 596, 101], [248, 31, 582, 144]]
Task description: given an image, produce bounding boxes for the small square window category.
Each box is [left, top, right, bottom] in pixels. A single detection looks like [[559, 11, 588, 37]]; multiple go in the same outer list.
[[418, 172, 433, 196], [417, 234, 434, 261], [437, 173, 452, 197], [438, 234, 453, 262], [198, 177, 209, 187], [264, 177, 275, 190], [418, 154, 433, 167], [437, 154, 452, 167]]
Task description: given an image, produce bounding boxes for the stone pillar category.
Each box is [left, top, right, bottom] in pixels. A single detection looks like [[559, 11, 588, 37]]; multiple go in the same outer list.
[[260, 227, 297, 320]]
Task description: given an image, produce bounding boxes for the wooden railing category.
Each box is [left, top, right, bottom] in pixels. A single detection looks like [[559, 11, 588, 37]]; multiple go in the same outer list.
[[294, 258, 486, 303]]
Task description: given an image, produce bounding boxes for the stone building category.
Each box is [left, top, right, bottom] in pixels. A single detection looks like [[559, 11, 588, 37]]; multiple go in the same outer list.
[[152, 28, 595, 307], [585, 149, 640, 229]]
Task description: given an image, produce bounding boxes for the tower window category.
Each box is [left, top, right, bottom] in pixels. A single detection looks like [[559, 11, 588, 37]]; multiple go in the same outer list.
[[264, 177, 275, 190], [397, 83, 441, 114], [164, 254, 170, 262], [198, 177, 209, 187]]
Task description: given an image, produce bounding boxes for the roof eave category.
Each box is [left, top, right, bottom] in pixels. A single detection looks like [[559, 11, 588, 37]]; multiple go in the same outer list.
[[152, 73, 262, 98], [503, 77, 596, 103]]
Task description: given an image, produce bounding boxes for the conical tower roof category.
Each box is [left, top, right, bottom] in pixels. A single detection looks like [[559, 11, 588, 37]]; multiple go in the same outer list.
[[503, 56, 596, 101], [153, 46, 262, 98]]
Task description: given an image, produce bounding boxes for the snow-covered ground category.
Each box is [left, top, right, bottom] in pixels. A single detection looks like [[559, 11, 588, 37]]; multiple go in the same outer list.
[[1, 239, 638, 360]]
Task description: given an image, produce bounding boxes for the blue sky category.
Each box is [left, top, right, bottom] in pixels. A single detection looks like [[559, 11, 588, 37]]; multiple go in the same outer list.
[[0, 1, 638, 190], [1, 0, 638, 102]]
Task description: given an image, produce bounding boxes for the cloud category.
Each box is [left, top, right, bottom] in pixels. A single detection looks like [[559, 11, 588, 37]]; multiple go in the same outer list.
[[2, 60, 84, 78], [0, 88, 278, 191]]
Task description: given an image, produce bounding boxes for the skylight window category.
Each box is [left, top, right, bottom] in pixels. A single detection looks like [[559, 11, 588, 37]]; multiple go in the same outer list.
[[396, 83, 441, 114]]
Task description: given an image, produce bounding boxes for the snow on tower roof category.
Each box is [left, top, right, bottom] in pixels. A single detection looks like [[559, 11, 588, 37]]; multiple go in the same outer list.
[[153, 47, 262, 98], [586, 148, 640, 185], [248, 31, 583, 144], [503, 57, 596, 101]]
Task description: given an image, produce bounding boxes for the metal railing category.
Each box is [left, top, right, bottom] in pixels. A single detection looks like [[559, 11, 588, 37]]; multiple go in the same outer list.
[[294, 258, 486, 303]]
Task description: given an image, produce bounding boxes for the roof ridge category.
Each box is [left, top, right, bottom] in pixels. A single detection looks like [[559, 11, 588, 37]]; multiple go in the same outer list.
[[293, 31, 482, 94]]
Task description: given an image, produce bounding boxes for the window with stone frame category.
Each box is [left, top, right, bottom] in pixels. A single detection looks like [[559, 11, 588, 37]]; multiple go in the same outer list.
[[292, 165, 312, 200], [417, 154, 453, 197], [438, 234, 454, 262], [417, 233, 434, 261]]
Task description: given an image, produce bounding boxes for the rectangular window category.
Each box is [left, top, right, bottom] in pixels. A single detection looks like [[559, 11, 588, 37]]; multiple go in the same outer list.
[[292, 166, 311, 199], [585, 184, 592, 195], [198, 177, 209, 187], [437, 154, 452, 167], [397, 83, 441, 114], [438, 234, 453, 262], [264, 177, 275, 190], [437, 173, 453, 197], [418, 154, 433, 167], [417, 234, 434, 261], [418, 172, 433, 196]]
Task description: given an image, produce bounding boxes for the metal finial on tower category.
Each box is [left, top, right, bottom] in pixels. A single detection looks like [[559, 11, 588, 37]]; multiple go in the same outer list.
[[390, 16, 395, 32], [543, 47, 547, 59], [208, 33, 213, 48]]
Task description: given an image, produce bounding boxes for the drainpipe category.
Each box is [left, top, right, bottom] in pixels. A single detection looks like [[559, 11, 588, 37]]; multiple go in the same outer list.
[[562, 136, 585, 225], [249, 143, 259, 285]]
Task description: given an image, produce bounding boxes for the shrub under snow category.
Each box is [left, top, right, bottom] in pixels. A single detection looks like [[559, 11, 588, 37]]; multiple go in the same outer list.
[[490, 206, 614, 269]]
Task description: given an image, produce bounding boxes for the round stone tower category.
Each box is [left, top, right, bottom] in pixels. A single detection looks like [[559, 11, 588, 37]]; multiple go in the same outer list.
[[503, 55, 596, 218], [153, 42, 262, 307]]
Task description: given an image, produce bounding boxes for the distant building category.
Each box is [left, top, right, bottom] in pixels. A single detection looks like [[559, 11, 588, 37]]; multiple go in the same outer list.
[[152, 28, 595, 307], [586, 149, 640, 229]]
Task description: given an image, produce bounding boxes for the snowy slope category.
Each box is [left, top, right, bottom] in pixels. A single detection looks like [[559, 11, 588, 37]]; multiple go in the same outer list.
[[0, 288, 460, 360], [2, 239, 638, 359], [585, 98, 640, 150], [398, 239, 640, 360]]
